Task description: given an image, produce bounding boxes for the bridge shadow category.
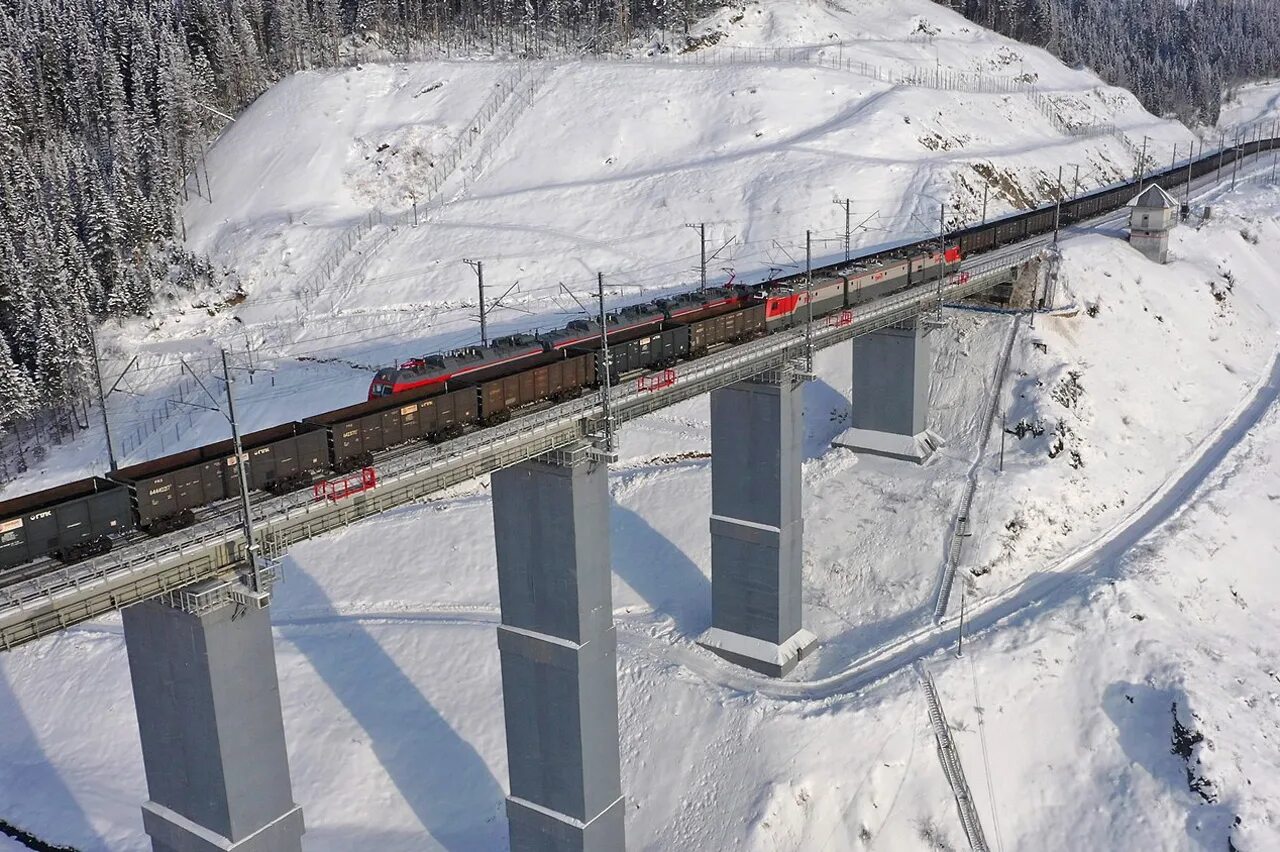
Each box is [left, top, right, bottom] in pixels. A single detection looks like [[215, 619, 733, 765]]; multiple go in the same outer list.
[[612, 504, 711, 639], [277, 567, 506, 850], [802, 377, 854, 461], [0, 666, 106, 850]]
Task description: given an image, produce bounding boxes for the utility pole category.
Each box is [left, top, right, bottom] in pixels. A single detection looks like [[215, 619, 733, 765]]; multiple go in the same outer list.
[[980, 183, 989, 225], [1053, 165, 1064, 244], [1073, 163, 1081, 199], [999, 410, 1006, 473], [834, 198, 852, 261], [1218, 133, 1226, 183], [956, 582, 966, 658], [686, 223, 707, 291], [937, 203, 947, 309], [805, 230, 814, 374], [1271, 119, 1279, 184], [86, 325, 117, 472], [221, 349, 261, 594], [1232, 129, 1241, 190], [465, 259, 486, 346], [596, 272, 615, 454], [1184, 142, 1195, 212], [1137, 135, 1149, 190], [1170, 143, 1177, 170]]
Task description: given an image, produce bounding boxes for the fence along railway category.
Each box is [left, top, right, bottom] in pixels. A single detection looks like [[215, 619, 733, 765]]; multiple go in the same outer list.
[[2, 132, 1278, 652]]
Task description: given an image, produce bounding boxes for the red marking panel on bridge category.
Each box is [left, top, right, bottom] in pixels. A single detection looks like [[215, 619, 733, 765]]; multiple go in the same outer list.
[[313, 467, 378, 502], [636, 369, 677, 393]]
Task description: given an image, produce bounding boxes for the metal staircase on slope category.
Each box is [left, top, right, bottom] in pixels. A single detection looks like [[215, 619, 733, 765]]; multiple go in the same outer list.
[[916, 662, 990, 852]]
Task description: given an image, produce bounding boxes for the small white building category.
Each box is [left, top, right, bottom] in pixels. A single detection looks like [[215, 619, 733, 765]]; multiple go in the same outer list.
[[1128, 184, 1179, 263]]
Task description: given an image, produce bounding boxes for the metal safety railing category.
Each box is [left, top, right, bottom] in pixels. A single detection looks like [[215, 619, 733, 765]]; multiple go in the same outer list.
[[917, 663, 990, 852]]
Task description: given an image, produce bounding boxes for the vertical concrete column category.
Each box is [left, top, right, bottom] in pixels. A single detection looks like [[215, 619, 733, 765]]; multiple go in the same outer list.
[[491, 446, 625, 852], [123, 588, 304, 852], [698, 374, 816, 677], [833, 317, 945, 463]]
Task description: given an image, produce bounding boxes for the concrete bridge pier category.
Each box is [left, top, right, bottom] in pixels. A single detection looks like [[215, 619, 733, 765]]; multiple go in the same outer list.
[[833, 317, 945, 463], [490, 443, 625, 852], [698, 373, 816, 678], [122, 583, 304, 852]]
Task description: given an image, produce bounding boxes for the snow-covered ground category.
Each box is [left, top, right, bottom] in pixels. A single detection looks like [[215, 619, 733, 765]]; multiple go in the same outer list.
[[0, 0, 1205, 498], [1219, 78, 1280, 131], [3, 1, 1280, 850], [3, 175, 1278, 850]]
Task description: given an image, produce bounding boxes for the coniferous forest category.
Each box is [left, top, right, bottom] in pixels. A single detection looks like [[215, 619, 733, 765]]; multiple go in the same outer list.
[[938, 0, 1280, 126], [1, 0, 1278, 426]]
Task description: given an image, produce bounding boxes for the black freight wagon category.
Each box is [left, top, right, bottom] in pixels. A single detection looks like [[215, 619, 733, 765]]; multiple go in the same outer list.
[[476, 352, 594, 424], [0, 477, 133, 569], [568, 326, 690, 382], [305, 385, 480, 472], [111, 421, 329, 532]]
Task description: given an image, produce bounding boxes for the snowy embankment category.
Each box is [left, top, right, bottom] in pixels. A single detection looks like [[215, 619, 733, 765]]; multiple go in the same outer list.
[[1219, 78, 1280, 132], [3, 1, 1280, 850], [3, 189, 1278, 851], [0, 0, 1199, 497]]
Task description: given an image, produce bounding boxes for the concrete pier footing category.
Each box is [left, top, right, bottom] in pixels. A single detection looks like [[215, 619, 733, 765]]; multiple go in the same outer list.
[[491, 446, 625, 852], [699, 375, 816, 678], [833, 318, 944, 463], [122, 589, 304, 852]]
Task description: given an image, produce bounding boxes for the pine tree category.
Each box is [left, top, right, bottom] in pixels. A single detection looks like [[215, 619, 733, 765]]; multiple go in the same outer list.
[[0, 336, 35, 426]]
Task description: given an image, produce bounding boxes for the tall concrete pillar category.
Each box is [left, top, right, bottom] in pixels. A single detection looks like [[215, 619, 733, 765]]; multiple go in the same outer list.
[[491, 444, 625, 852], [698, 374, 817, 678], [122, 585, 304, 852], [833, 317, 945, 463]]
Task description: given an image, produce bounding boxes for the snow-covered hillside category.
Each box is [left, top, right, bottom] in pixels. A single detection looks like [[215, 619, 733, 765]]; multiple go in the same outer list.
[[0, 0, 1210, 499], [1220, 78, 1280, 131], [3, 178, 1277, 851], [2, 1, 1279, 850]]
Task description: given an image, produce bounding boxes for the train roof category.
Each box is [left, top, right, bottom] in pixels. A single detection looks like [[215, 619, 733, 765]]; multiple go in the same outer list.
[[386, 335, 547, 384], [0, 476, 123, 519], [306, 383, 447, 426], [539, 302, 666, 348], [111, 422, 321, 482]]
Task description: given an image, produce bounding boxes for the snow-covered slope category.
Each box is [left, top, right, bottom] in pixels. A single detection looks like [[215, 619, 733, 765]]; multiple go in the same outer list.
[[0, 0, 1204, 494], [3, 177, 1278, 850], [1219, 78, 1280, 131], [2, 2, 1279, 850]]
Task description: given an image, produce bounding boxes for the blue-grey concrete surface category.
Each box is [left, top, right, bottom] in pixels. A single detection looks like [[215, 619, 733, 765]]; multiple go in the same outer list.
[[851, 318, 931, 437], [703, 376, 815, 676], [491, 455, 624, 852], [123, 596, 303, 852]]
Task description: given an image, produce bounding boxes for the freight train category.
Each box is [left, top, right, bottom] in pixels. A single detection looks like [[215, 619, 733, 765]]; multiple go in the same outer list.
[[2, 134, 1276, 573]]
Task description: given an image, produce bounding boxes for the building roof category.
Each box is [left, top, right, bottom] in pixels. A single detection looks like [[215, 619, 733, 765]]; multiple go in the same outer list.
[[1129, 184, 1179, 210]]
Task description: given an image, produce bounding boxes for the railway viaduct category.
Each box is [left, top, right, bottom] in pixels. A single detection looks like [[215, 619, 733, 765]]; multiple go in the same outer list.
[[0, 251, 1037, 852], [2, 138, 1273, 852]]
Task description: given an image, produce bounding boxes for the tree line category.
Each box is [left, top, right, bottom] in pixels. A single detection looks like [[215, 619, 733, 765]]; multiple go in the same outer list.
[[0, 0, 717, 428], [937, 0, 1280, 126]]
